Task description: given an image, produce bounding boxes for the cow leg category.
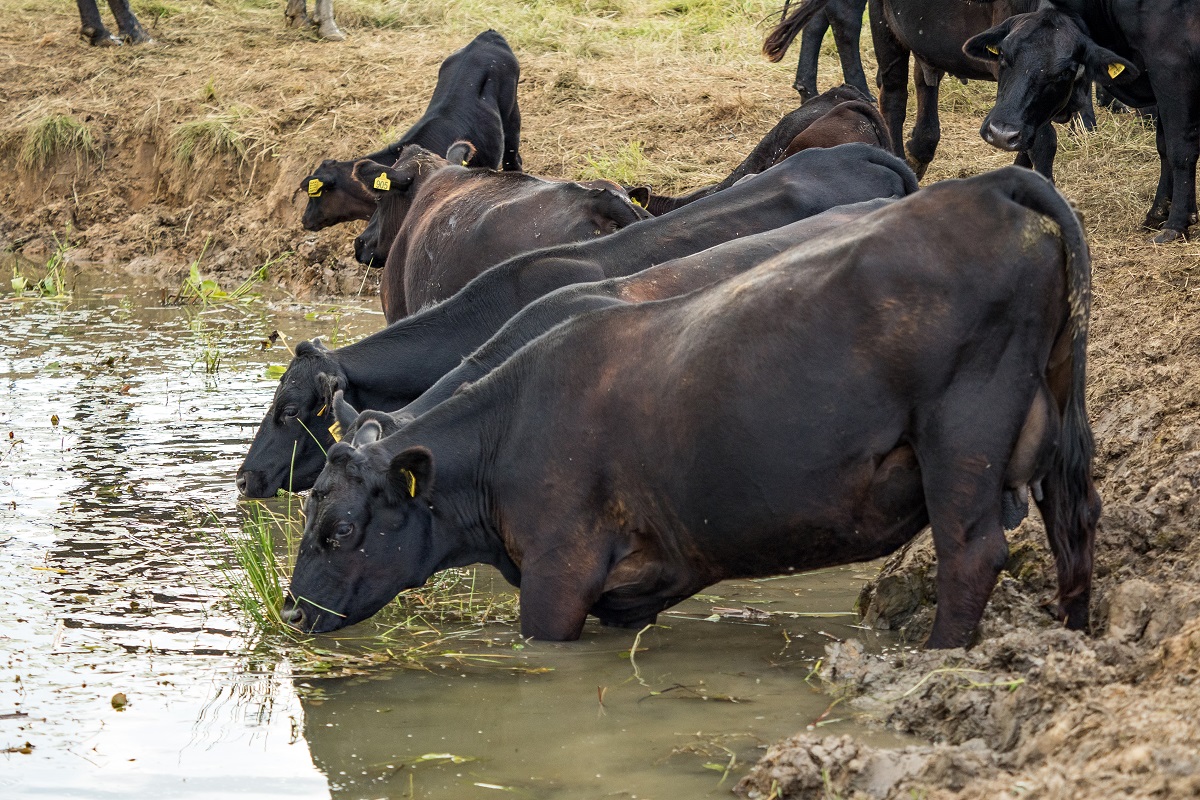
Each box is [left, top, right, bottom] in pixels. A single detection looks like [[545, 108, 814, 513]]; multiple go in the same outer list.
[[829, 0, 874, 102], [906, 60, 943, 180], [1069, 81, 1097, 133], [870, 0, 909, 162], [76, 0, 120, 46], [518, 560, 608, 642], [1150, 92, 1199, 243], [1022, 124, 1058, 183], [793, 11, 828, 101], [284, 0, 310, 29], [915, 390, 1028, 649], [105, 0, 150, 43], [314, 0, 346, 41], [1144, 117, 1174, 230]]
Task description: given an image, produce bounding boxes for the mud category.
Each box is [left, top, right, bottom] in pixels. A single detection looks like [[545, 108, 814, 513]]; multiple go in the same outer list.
[[5, 2, 1200, 798]]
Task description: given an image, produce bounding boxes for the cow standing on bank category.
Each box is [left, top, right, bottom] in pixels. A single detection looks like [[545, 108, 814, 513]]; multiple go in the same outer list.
[[299, 30, 523, 231], [963, 0, 1200, 242]]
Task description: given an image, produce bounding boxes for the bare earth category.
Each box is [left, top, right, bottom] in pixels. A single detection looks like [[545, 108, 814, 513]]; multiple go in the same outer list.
[[4, 2, 1200, 798]]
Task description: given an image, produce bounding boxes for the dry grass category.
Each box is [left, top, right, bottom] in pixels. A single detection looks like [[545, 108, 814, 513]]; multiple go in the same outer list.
[[17, 112, 101, 170]]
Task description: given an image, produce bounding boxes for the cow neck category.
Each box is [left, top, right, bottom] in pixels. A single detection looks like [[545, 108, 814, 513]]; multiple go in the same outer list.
[[594, 200, 735, 279], [331, 309, 472, 409], [398, 375, 520, 586]]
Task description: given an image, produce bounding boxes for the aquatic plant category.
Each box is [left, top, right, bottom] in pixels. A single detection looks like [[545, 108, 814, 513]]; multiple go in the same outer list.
[[170, 242, 286, 306], [208, 495, 526, 676], [9, 228, 73, 300]]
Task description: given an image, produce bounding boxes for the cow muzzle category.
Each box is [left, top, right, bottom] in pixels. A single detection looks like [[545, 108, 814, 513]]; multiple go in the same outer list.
[[981, 120, 1023, 152]]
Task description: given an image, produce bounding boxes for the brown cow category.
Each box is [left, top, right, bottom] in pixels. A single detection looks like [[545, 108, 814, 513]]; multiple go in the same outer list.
[[639, 85, 887, 215], [351, 145, 651, 322]]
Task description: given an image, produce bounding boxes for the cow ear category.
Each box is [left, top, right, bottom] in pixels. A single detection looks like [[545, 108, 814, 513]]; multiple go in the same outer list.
[[445, 139, 477, 167], [625, 185, 651, 209], [316, 372, 347, 411], [333, 389, 359, 431], [350, 419, 382, 448], [963, 22, 1011, 62], [388, 446, 433, 499], [352, 160, 417, 196], [1083, 42, 1139, 85]]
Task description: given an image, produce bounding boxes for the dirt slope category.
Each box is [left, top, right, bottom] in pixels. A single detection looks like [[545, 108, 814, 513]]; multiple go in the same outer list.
[[5, 2, 1200, 798]]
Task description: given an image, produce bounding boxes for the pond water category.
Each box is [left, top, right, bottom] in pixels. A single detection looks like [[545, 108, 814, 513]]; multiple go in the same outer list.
[[1, 266, 907, 798]]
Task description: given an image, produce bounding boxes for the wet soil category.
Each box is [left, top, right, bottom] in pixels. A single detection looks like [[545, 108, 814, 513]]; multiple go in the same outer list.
[[4, 2, 1200, 798]]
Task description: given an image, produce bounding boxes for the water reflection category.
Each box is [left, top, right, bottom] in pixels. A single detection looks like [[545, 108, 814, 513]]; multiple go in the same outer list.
[[0, 266, 903, 799]]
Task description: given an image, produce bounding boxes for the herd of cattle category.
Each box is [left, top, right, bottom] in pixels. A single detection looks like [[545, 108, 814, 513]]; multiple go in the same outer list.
[[230, 0, 1199, 649]]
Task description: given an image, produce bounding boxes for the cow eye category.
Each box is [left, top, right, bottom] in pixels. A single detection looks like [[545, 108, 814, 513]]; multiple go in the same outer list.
[[282, 405, 299, 419], [329, 521, 355, 549]]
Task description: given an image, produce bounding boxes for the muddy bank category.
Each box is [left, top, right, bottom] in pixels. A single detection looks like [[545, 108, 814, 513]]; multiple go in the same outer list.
[[5, 1, 1200, 797], [736, 232, 1200, 797]]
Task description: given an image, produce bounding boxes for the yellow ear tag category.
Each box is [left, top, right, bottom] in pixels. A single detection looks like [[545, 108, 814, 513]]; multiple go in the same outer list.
[[373, 173, 392, 191], [316, 403, 326, 417], [1107, 62, 1125, 79], [401, 468, 417, 498], [461, 158, 470, 166], [986, 44, 999, 55], [328, 420, 343, 443], [630, 195, 644, 208], [307, 178, 323, 197]]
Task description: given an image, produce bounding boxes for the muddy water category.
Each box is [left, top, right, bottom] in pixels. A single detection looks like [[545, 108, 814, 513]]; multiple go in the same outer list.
[[1, 266, 906, 798]]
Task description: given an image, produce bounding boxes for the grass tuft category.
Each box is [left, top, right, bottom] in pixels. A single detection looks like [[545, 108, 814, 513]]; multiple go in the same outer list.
[[171, 108, 253, 168], [576, 139, 651, 185], [207, 496, 526, 675], [19, 114, 101, 171]]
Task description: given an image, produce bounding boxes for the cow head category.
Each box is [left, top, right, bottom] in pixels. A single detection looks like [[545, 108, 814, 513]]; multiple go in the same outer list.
[[964, 10, 1138, 153], [281, 425, 439, 633], [236, 339, 347, 498], [299, 159, 379, 231], [352, 146, 448, 267]]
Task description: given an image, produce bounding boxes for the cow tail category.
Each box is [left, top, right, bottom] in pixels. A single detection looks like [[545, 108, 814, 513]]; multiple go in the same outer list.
[[1010, 171, 1098, 621], [763, 0, 833, 62]]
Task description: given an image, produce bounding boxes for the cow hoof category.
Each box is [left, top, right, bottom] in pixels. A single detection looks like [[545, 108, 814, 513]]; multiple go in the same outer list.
[[1150, 228, 1187, 244], [905, 154, 929, 182], [285, 12, 311, 29], [81, 26, 121, 46], [120, 29, 154, 45], [318, 22, 346, 41]]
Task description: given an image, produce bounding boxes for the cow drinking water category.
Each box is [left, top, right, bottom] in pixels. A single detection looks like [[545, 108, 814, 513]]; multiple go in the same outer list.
[[281, 166, 1100, 650]]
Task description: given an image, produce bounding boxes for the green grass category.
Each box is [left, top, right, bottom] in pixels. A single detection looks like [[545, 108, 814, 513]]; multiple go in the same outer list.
[[10, 227, 73, 300], [171, 108, 252, 168], [19, 114, 101, 171], [170, 242, 286, 306], [576, 139, 651, 185], [208, 496, 527, 675]]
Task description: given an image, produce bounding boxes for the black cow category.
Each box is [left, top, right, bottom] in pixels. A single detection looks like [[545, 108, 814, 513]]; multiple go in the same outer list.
[[77, 0, 150, 45], [299, 30, 522, 232], [281, 166, 1099, 650], [640, 85, 883, 216], [333, 197, 900, 439], [963, 1, 1198, 242], [786, 0, 873, 102], [236, 144, 917, 498], [765, 0, 1096, 180], [349, 145, 649, 321]]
